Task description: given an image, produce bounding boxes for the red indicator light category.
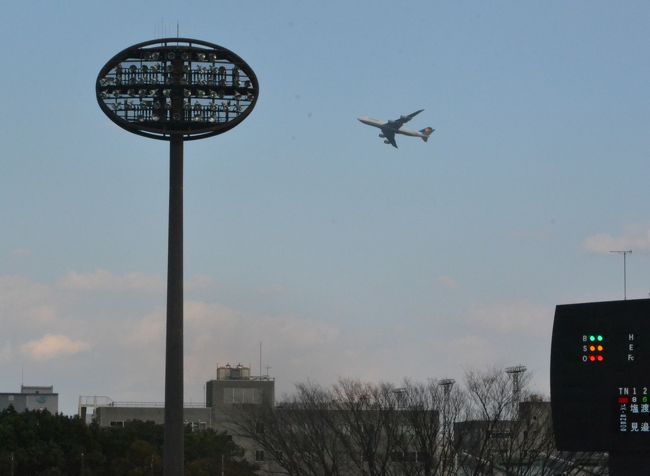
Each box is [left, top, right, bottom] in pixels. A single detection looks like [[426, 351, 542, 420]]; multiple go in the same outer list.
[[619, 397, 630, 404], [589, 355, 596, 362], [597, 355, 604, 362]]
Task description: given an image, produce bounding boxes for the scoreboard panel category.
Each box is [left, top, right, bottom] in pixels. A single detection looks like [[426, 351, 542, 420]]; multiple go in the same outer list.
[[551, 298, 650, 451]]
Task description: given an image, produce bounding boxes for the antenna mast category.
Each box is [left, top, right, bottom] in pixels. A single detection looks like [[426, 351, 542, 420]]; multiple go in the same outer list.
[[610, 250, 632, 300], [259, 341, 262, 380]]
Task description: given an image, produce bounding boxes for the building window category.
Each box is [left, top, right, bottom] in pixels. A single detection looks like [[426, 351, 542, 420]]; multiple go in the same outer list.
[[223, 387, 262, 404], [255, 421, 264, 434], [110, 421, 125, 428], [255, 450, 265, 462], [7, 395, 14, 402]]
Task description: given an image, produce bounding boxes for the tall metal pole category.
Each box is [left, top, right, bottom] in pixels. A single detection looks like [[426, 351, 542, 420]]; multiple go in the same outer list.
[[625, 252, 628, 300], [164, 133, 184, 476], [610, 250, 632, 300]]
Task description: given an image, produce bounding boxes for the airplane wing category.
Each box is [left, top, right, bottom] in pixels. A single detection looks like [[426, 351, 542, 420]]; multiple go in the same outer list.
[[389, 109, 424, 129], [382, 129, 398, 148]]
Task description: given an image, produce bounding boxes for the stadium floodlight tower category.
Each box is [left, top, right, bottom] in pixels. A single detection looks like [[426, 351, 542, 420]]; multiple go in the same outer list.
[[96, 38, 258, 476]]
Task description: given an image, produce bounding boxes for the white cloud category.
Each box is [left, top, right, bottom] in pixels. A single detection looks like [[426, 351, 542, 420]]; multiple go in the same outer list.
[[441, 334, 499, 369], [57, 269, 165, 293], [186, 274, 217, 292], [0, 276, 58, 328], [463, 300, 552, 336], [0, 270, 555, 412], [22, 334, 91, 360], [10, 248, 31, 258], [437, 276, 458, 289], [583, 224, 650, 253]]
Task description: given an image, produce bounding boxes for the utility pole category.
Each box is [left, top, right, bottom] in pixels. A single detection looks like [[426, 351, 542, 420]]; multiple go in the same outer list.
[[610, 250, 632, 300]]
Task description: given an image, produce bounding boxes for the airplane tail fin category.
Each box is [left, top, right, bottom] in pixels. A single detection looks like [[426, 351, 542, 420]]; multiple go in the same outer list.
[[420, 127, 435, 142]]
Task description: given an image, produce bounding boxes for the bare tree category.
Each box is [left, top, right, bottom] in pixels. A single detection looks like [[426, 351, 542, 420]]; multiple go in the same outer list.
[[456, 368, 606, 476], [234, 370, 606, 476], [391, 379, 465, 476], [331, 379, 403, 476], [232, 382, 348, 476]]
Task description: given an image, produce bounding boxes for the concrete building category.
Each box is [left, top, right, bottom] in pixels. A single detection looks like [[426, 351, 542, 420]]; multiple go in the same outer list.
[[79, 363, 275, 471], [0, 385, 58, 413], [93, 403, 211, 429], [206, 363, 275, 408], [205, 364, 276, 472]]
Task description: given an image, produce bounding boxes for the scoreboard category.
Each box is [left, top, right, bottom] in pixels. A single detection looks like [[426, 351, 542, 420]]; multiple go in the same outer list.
[[551, 298, 650, 451]]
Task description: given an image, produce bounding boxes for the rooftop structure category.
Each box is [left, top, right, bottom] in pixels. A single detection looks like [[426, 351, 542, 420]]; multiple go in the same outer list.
[[0, 385, 58, 413]]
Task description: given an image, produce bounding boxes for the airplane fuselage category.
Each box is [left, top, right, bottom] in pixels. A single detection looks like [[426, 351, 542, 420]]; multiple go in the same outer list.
[[357, 117, 429, 139], [357, 110, 434, 148]]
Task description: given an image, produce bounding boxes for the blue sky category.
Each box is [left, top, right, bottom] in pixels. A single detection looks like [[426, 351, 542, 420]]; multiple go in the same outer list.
[[0, 0, 649, 414]]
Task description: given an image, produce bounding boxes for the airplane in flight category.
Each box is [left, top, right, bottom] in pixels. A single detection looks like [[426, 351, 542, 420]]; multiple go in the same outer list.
[[357, 109, 434, 148]]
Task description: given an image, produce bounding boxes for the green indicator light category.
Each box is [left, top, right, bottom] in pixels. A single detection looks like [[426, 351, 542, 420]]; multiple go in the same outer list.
[[643, 396, 648, 404], [597, 335, 603, 341], [589, 336, 595, 342]]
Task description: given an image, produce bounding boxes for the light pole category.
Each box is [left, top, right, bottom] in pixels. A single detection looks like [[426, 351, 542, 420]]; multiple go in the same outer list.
[[505, 365, 526, 419], [96, 38, 258, 476], [610, 250, 632, 300]]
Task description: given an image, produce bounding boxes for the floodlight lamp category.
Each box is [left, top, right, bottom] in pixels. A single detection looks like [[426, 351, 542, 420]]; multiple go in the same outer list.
[[96, 38, 259, 140]]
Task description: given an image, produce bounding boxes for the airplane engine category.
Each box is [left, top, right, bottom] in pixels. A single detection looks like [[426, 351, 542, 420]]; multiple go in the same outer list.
[[378, 133, 385, 138], [384, 139, 390, 144]]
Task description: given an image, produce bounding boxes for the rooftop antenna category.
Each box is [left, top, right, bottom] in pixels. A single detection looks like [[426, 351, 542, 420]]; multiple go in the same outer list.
[[610, 250, 632, 300], [259, 341, 262, 380], [176, 21, 180, 38]]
